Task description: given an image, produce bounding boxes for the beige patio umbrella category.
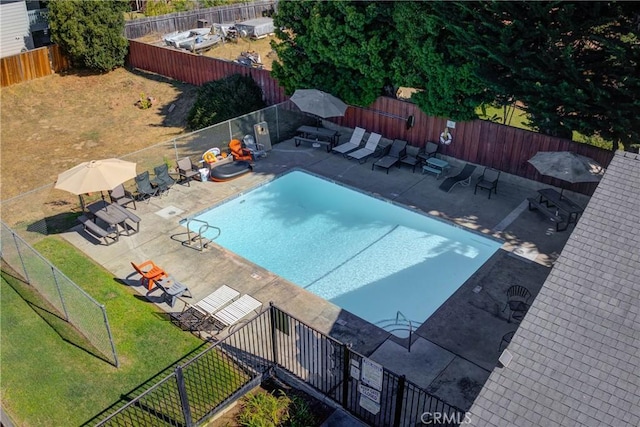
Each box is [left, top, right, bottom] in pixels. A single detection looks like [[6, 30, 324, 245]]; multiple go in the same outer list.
[[55, 159, 137, 210]]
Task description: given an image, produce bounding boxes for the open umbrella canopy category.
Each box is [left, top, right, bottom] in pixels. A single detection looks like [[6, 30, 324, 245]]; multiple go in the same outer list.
[[290, 89, 348, 119], [54, 159, 137, 195], [528, 151, 604, 184]]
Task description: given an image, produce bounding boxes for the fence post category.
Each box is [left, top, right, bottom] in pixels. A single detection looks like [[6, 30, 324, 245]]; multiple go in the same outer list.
[[269, 302, 279, 365], [175, 365, 193, 427], [274, 105, 280, 142], [100, 304, 120, 368], [51, 266, 70, 321], [393, 375, 406, 427], [10, 230, 30, 284], [342, 343, 350, 409], [173, 138, 179, 162]]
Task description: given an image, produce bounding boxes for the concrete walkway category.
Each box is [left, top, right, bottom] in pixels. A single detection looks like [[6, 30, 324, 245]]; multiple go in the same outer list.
[[61, 134, 586, 411]]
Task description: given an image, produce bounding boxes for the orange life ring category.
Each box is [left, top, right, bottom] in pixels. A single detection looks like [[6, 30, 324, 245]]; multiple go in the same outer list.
[[203, 152, 217, 163]]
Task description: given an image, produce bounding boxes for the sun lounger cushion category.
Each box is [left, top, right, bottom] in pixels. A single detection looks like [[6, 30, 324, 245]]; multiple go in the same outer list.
[[212, 294, 262, 329]]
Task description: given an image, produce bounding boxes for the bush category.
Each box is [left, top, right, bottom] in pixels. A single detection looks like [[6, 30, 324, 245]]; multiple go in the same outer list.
[[237, 391, 291, 427], [187, 74, 267, 130], [48, 0, 129, 72]]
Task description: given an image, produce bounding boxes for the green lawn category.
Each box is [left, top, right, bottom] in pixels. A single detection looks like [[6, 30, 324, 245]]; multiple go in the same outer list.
[[476, 104, 614, 150], [0, 237, 210, 426]]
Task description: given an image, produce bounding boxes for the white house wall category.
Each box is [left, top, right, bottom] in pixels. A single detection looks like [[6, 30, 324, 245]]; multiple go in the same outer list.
[[1, 0, 34, 58]]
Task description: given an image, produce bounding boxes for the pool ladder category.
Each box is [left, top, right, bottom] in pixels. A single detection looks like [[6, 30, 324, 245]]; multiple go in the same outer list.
[[185, 219, 220, 251], [377, 311, 415, 352]]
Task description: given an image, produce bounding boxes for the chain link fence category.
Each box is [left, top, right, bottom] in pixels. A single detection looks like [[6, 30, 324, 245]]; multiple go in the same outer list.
[[0, 103, 313, 368], [1, 222, 119, 366]]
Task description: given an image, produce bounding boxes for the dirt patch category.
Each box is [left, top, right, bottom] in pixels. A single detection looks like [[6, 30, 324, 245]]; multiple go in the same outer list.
[[0, 68, 199, 200], [137, 32, 278, 70], [0, 35, 277, 203]]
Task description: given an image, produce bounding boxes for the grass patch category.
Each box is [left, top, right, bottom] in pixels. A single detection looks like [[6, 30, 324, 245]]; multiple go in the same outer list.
[[476, 104, 532, 130], [0, 236, 221, 426]]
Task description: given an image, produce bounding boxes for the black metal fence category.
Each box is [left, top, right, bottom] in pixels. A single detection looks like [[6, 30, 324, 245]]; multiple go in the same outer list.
[[96, 304, 464, 426]]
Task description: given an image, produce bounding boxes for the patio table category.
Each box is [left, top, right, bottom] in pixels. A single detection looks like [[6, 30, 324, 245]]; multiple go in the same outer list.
[[296, 125, 340, 145], [88, 201, 129, 237], [537, 189, 584, 224]]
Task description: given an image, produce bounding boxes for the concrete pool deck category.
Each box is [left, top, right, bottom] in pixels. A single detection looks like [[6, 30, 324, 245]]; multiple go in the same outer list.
[[61, 135, 588, 412]]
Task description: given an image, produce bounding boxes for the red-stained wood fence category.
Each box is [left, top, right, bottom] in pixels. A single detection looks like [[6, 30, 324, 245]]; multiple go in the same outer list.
[[128, 40, 613, 195]]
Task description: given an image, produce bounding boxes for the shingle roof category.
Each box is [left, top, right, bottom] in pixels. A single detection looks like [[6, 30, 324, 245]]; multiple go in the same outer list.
[[468, 150, 640, 427]]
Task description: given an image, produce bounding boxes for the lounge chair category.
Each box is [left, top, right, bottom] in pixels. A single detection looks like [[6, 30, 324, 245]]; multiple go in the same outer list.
[[474, 167, 501, 199], [212, 294, 262, 331], [176, 157, 200, 186], [347, 132, 382, 163], [400, 145, 423, 173], [134, 171, 160, 202], [153, 163, 176, 194], [229, 139, 253, 162], [502, 285, 531, 323], [332, 127, 366, 155], [173, 285, 240, 333], [109, 184, 136, 210], [131, 260, 168, 291], [372, 139, 407, 173], [438, 163, 477, 193]]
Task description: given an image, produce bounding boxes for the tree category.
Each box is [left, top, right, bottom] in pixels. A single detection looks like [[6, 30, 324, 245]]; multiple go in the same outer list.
[[271, 0, 397, 106], [187, 74, 267, 130], [433, 1, 640, 149], [390, 2, 491, 121], [48, 0, 129, 72]]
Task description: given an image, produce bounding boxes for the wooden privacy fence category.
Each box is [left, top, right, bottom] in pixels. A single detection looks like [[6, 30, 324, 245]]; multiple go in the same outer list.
[[128, 40, 287, 105], [124, 0, 277, 39], [334, 97, 614, 196], [128, 40, 613, 195], [1, 45, 71, 87]]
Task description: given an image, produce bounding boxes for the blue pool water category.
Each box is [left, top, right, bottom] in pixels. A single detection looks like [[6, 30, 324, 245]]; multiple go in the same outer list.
[[186, 170, 501, 333]]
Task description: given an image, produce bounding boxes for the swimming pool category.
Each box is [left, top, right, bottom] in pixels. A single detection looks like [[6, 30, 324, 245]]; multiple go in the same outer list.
[[185, 170, 502, 335]]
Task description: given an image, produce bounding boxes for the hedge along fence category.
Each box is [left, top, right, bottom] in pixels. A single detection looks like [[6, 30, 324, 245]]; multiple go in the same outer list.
[[127, 40, 613, 196], [1, 44, 71, 87]]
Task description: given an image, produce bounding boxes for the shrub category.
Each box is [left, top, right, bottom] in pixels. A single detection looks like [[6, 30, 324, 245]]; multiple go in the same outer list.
[[236, 391, 291, 427], [187, 74, 267, 130], [48, 0, 129, 72]]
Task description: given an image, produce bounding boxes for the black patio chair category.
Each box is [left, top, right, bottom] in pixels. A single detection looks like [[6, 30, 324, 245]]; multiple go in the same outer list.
[[475, 167, 501, 199], [153, 163, 176, 195], [134, 171, 159, 203]]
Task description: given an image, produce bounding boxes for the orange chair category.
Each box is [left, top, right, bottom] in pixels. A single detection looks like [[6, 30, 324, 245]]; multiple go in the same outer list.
[[131, 260, 168, 291], [228, 139, 253, 162]]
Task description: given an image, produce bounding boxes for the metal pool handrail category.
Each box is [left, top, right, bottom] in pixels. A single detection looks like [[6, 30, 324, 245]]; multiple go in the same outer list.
[[185, 219, 219, 251]]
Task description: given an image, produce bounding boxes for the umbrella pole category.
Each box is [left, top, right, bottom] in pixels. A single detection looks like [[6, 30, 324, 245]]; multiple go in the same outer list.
[[78, 195, 86, 212]]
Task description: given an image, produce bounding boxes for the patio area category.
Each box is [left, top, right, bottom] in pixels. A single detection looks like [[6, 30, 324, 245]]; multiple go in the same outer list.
[[60, 132, 589, 411]]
